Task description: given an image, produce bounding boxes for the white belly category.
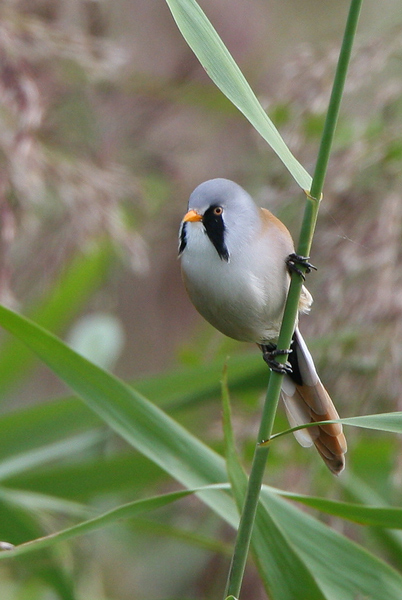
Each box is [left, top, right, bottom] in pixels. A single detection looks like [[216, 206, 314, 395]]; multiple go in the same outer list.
[[181, 227, 290, 344]]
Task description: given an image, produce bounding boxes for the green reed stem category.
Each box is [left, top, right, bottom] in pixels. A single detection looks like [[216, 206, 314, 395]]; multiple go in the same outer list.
[[225, 1, 363, 597]]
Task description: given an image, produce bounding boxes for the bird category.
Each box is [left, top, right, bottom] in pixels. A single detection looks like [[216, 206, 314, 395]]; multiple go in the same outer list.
[[179, 178, 346, 474]]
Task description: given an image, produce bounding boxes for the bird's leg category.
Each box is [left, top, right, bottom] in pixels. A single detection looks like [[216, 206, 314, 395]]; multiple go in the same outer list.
[[260, 343, 293, 375], [286, 253, 317, 280]]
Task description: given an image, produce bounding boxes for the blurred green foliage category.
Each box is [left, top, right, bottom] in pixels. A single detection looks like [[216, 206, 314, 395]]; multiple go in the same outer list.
[[0, 1, 402, 599]]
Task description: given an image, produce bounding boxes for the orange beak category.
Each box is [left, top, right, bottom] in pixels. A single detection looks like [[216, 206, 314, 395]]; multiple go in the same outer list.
[[183, 209, 202, 223]]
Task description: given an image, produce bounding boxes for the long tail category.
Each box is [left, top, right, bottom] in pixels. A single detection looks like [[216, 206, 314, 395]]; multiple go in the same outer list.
[[280, 328, 347, 475]]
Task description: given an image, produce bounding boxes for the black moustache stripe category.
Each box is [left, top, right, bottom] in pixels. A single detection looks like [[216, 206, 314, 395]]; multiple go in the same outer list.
[[202, 206, 229, 262], [179, 222, 187, 254]]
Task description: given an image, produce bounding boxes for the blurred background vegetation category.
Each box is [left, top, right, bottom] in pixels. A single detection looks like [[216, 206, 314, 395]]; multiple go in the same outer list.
[[1, 0, 402, 598]]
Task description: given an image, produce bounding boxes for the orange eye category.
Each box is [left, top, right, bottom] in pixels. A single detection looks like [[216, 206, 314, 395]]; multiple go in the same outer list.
[[213, 206, 223, 216]]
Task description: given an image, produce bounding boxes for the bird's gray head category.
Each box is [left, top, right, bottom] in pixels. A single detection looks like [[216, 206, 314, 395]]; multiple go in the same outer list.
[[180, 178, 260, 261]]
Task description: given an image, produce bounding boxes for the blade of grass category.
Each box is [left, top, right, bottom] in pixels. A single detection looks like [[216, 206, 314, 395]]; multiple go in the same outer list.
[[261, 487, 402, 600], [270, 412, 402, 442], [0, 484, 229, 559], [265, 486, 402, 529], [1, 307, 402, 599], [341, 473, 402, 566], [0, 304, 234, 522], [165, 0, 312, 190], [337, 413, 402, 433]]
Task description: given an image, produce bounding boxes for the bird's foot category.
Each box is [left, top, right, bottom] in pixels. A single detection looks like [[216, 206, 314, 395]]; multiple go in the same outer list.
[[286, 253, 317, 280], [261, 345, 293, 375]]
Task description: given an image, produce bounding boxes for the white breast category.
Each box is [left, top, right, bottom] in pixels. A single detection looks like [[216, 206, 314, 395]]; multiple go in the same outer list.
[[181, 221, 291, 343]]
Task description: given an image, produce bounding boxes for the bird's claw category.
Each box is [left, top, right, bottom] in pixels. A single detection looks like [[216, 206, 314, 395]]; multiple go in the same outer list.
[[262, 346, 293, 375], [286, 253, 317, 280]]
